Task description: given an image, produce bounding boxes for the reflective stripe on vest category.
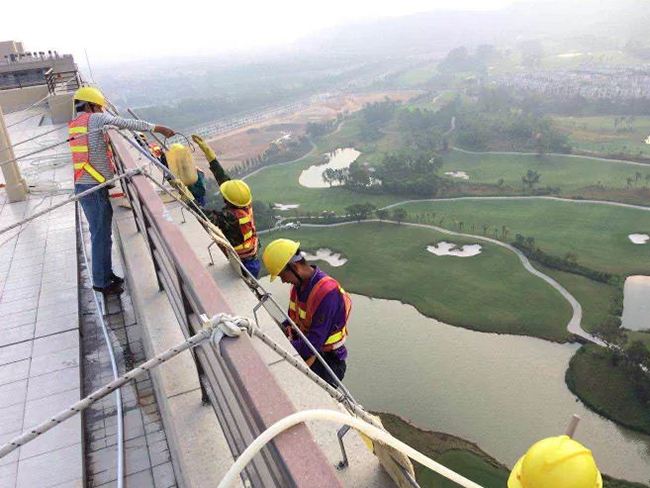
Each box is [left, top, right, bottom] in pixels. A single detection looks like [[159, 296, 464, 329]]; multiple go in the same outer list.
[[231, 206, 258, 259], [288, 276, 351, 353], [68, 113, 115, 184]]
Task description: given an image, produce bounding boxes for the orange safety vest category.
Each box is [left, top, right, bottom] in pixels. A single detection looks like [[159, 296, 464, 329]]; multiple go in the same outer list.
[[68, 113, 115, 184], [289, 275, 352, 352], [231, 206, 258, 259]]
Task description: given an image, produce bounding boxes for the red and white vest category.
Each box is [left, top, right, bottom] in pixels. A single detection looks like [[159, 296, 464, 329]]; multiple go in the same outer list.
[[68, 113, 115, 183]]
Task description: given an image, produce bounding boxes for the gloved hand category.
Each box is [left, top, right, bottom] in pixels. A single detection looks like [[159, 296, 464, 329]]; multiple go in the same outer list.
[[192, 134, 216, 161]]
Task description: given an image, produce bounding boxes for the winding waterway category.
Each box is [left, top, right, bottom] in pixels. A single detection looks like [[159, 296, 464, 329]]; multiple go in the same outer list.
[[263, 279, 650, 483]]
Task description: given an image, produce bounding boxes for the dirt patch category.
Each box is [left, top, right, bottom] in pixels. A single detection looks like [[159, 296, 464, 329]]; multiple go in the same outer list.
[[201, 91, 418, 173]]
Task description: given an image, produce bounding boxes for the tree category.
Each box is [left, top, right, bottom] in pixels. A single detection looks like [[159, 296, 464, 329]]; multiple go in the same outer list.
[[322, 168, 336, 187], [376, 209, 389, 222], [482, 223, 489, 235], [522, 169, 541, 190], [392, 208, 407, 225], [345, 203, 376, 222], [627, 177, 634, 189], [593, 316, 624, 349], [645, 174, 650, 187]]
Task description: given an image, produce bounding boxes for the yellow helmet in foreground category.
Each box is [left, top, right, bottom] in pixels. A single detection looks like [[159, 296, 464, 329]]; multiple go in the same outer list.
[[73, 86, 106, 108], [220, 179, 252, 207], [262, 239, 300, 282], [508, 436, 602, 488]]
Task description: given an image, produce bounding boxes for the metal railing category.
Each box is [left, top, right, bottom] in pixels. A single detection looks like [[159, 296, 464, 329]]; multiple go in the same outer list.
[[109, 131, 343, 488], [46, 69, 80, 95]]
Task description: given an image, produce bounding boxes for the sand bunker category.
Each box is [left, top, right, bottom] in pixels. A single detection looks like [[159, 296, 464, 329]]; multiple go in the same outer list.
[[274, 203, 300, 211], [445, 171, 469, 180], [622, 276, 650, 331], [427, 242, 482, 257], [303, 248, 348, 267], [629, 234, 650, 244]]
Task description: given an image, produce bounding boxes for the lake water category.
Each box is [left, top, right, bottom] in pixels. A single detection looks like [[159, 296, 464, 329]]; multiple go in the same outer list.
[[622, 275, 650, 331], [262, 279, 650, 483], [298, 148, 361, 188]]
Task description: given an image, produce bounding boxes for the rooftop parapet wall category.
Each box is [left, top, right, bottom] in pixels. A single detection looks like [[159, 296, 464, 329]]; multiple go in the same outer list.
[[109, 131, 346, 488]]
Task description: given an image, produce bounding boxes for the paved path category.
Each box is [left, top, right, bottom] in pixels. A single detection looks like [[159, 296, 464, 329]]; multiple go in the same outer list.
[[380, 195, 650, 212], [451, 146, 650, 168], [298, 219, 602, 344]]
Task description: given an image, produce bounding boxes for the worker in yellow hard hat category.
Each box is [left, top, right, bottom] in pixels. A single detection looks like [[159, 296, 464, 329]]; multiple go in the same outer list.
[[70, 86, 175, 295], [509, 435, 602, 488], [263, 239, 352, 387], [192, 134, 260, 277]]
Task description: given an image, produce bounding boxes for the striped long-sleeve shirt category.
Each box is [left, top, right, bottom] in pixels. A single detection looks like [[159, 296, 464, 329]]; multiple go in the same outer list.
[[75, 113, 155, 185]]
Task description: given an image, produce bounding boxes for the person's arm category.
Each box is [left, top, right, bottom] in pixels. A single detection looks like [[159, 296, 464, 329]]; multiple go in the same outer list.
[[210, 210, 244, 246], [192, 135, 231, 185], [95, 114, 174, 138], [290, 291, 341, 360]]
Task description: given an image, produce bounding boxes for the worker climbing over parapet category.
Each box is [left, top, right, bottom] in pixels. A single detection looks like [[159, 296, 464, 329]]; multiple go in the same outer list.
[[70, 86, 175, 295], [509, 435, 602, 488], [191, 134, 259, 277], [262, 239, 351, 387]]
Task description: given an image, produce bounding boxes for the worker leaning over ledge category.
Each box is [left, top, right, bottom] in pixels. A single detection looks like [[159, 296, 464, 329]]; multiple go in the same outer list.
[[509, 435, 602, 488], [192, 135, 260, 277], [262, 239, 351, 387], [70, 87, 175, 296]]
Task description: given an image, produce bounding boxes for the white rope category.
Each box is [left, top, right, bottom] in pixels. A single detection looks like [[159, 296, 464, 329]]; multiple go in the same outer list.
[[0, 167, 143, 239], [216, 409, 486, 488], [0, 313, 246, 459], [77, 203, 125, 488]]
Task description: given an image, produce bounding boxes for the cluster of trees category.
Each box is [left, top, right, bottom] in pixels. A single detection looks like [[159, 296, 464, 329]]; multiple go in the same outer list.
[[512, 234, 614, 284], [306, 119, 338, 137], [358, 99, 399, 141], [395, 107, 448, 152], [438, 45, 501, 74], [229, 136, 312, 178], [375, 149, 444, 197], [625, 171, 650, 189], [454, 103, 571, 153], [342, 204, 408, 224]]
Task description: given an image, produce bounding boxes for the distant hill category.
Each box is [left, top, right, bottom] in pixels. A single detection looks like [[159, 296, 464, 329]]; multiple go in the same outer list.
[[296, 0, 650, 57]]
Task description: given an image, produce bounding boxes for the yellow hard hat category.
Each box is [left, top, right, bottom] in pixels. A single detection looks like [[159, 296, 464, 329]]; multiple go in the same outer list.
[[262, 239, 300, 282], [508, 436, 602, 488], [220, 179, 252, 207], [73, 86, 106, 108]]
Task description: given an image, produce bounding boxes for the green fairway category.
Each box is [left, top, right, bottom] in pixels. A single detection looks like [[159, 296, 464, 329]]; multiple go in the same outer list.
[[398, 199, 650, 275], [444, 150, 650, 196], [397, 63, 439, 87], [261, 222, 572, 340], [566, 345, 650, 436], [553, 116, 650, 159], [538, 265, 619, 334]]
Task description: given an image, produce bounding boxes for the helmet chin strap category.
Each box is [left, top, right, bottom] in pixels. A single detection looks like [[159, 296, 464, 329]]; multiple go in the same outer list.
[[288, 263, 303, 288]]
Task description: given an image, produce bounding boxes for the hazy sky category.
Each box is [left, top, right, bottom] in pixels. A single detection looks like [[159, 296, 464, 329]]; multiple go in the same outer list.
[[7, 0, 559, 65]]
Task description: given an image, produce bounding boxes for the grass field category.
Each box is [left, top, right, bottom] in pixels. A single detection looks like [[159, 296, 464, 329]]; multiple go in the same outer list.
[[539, 265, 619, 334], [444, 150, 650, 195], [552, 116, 650, 159], [398, 199, 650, 275], [261, 222, 572, 341], [566, 345, 650, 436], [397, 63, 439, 87]]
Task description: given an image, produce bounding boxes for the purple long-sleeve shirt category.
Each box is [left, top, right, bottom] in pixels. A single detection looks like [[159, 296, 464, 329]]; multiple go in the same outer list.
[[289, 267, 348, 361]]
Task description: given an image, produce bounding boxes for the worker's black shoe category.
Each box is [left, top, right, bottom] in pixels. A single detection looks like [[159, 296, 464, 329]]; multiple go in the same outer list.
[[110, 272, 125, 285], [93, 283, 124, 296]]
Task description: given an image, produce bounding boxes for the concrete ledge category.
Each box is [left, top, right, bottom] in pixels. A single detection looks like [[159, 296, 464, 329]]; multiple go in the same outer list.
[[165, 201, 395, 488], [113, 203, 243, 488]]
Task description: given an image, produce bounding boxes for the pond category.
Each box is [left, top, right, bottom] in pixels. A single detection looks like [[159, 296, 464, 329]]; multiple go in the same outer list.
[[622, 275, 650, 331], [298, 148, 361, 188], [262, 278, 650, 483]]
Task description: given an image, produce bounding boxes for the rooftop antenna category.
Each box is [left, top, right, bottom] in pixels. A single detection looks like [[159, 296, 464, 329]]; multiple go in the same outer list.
[[84, 48, 97, 85]]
